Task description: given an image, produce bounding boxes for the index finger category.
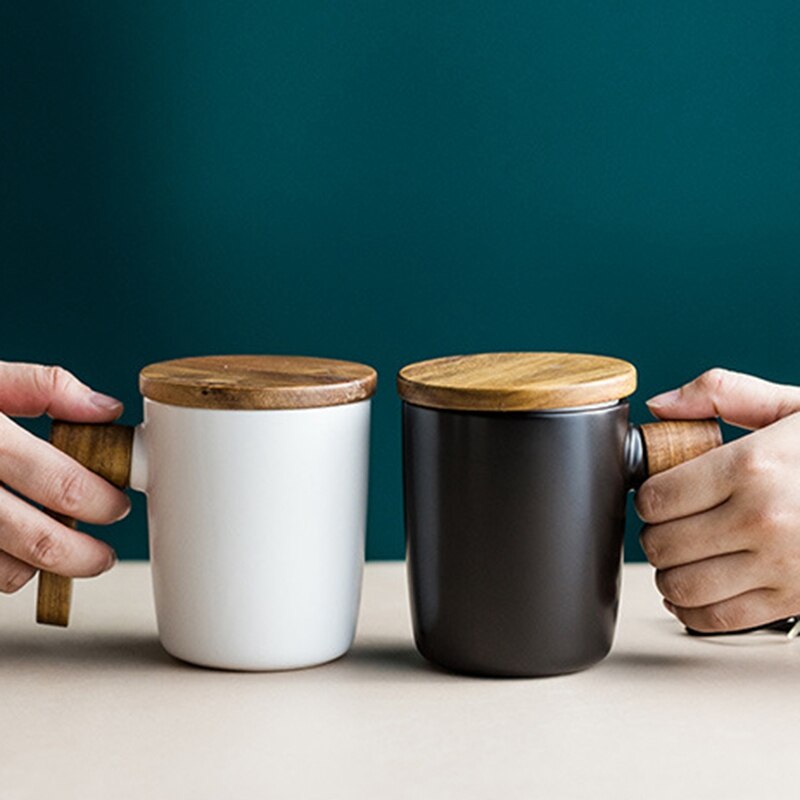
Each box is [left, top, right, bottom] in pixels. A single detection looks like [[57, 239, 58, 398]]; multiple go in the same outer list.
[[0, 362, 122, 421], [635, 440, 736, 524]]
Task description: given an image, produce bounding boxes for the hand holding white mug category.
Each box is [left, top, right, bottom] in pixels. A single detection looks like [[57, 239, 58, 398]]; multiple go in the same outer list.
[[637, 368, 800, 632], [0, 362, 130, 593]]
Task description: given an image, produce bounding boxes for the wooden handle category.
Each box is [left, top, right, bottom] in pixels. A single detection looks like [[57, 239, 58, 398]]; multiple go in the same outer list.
[[36, 422, 134, 627], [639, 419, 722, 477]]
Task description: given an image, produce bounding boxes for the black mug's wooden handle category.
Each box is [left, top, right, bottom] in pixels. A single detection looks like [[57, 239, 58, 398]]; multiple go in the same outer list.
[[36, 422, 134, 627], [640, 419, 722, 476]]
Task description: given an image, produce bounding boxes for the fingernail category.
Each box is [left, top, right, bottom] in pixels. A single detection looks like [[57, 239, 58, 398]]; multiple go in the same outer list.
[[113, 497, 132, 522], [647, 389, 680, 408], [104, 550, 117, 572], [90, 392, 123, 411]]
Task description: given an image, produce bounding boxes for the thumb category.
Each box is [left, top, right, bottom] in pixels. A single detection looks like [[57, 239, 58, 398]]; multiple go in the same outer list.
[[0, 362, 124, 422], [646, 368, 800, 430]]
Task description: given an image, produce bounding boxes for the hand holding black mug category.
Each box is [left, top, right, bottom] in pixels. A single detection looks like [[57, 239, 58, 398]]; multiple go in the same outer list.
[[397, 353, 722, 677], [638, 368, 800, 634]]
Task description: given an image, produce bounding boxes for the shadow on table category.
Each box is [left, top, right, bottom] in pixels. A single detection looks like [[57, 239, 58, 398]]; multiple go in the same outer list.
[[0, 632, 174, 671], [603, 620, 800, 681], [604, 651, 712, 670], [339, 639, 460, 683], [339, 638, 548, 683], [0, 631, 449, 680], [342, 639, 619, 683]]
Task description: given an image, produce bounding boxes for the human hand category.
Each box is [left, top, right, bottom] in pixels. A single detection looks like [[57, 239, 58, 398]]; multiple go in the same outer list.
[[636, 368, 800, 632], [0, 363, 130, 594]]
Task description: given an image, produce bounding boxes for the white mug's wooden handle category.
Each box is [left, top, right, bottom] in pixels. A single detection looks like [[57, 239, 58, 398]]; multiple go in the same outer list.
[[36, 422, 134, 627]]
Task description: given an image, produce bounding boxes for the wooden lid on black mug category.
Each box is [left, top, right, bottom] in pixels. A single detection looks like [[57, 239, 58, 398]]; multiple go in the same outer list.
[[140, 355, 377, 410], [397, 352, 637, 412]]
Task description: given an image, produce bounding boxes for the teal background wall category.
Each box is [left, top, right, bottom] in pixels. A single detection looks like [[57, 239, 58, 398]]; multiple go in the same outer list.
[[3, 2, 799, 561]]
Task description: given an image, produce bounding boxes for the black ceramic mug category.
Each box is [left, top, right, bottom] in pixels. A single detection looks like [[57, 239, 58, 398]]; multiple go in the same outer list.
[[398, 353, 722, 677]]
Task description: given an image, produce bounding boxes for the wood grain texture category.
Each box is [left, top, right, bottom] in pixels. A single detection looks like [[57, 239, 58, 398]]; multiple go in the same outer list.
[[140, 355, 378, 410], [36, 423, 134, 627], [397, 352, 637, 411], [640, 419, 722, 476], [36, 570, 73, 628]]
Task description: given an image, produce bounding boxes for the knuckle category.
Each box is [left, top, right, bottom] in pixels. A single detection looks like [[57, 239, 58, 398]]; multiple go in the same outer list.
[[27, 528, 64, 570], [736, 448, 775, 480], [741, 504, 784, 537], [47, 467, 87, 516], [35, 364, 68, 394], [699, 603, 742, 632], [636, 482, 663, 522], [657, 569, 692, 606], [33, 365, 63, 393], [696, 368, 728, 394], [760, 507, 785, 536]]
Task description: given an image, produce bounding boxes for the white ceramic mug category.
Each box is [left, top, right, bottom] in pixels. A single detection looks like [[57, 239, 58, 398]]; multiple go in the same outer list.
[[36, 355, 376, 671]]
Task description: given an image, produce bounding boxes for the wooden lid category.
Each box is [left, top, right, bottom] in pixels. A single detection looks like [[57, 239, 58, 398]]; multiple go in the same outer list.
[[397, 352, 637, 412], [140, 355, 377, 410]]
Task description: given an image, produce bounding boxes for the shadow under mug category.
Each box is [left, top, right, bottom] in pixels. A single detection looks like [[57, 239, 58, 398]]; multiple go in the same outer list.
[[399, 355, 722, 677], [36, 355, 376, 671]]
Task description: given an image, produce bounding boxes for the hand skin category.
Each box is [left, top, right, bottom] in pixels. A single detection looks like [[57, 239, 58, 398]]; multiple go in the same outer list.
[[637, 368, 800, 633], [0, 362, 130, 594]]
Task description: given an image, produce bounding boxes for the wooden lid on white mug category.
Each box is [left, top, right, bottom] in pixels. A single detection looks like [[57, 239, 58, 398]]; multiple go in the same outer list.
[[397, 352, 637, 412], [140, 355, 377, 410]]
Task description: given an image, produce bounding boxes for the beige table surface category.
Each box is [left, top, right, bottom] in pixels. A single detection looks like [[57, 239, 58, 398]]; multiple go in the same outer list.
[[1, 562, 797, 800]]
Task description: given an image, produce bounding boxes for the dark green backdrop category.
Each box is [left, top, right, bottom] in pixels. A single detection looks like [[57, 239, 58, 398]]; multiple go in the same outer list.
[[3, 2, 799, 561]]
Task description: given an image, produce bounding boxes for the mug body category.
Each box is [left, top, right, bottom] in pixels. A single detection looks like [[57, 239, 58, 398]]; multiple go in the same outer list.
[[130, 398, 371, 670], [402, 400, 630, 677]]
